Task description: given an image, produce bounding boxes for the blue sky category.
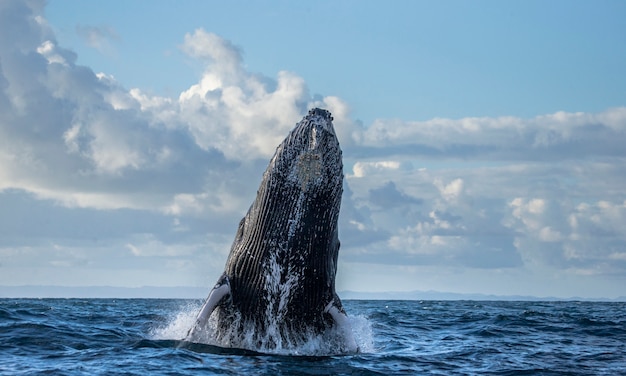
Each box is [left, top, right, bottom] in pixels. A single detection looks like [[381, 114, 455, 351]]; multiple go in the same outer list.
[[45, 1, 626, 124], [1, 0, 626, 298]]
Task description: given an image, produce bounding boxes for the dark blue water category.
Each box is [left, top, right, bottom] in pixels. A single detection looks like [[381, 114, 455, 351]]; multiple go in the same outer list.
[[1, 299, 625, 375]]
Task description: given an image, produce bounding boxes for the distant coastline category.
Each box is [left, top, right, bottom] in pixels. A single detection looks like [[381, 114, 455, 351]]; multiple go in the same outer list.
[[1, 285, 624, 301]]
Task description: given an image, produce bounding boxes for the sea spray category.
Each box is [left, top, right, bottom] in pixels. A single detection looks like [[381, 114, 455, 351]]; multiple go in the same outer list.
[[152, 301, 374, 356]]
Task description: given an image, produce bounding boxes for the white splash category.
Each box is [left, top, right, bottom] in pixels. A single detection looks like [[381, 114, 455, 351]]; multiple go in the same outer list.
[[150, 301, 202, 340], [151, 301, 374, 356]]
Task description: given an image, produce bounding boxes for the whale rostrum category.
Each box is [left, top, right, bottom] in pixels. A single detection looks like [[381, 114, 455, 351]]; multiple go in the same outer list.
[[186, 108, 357, 353]]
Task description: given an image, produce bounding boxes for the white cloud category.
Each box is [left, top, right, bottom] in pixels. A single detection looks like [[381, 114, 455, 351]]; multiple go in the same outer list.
[[356, 107, 626, 160], [37, 40, 69, 66], [0, 11, 360, 215], [503, 197, 626, 274], [180, 30, 242, 69], [351, 161, 401, 178], [538, 227, 562, 242], [176, 29, 361, 161], [434, 178, 464, 202], [1, 1, 626, 297]]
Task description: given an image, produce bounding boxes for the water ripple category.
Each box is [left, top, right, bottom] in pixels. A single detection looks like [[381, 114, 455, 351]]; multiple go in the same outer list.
[[1, 299, 625, 375]]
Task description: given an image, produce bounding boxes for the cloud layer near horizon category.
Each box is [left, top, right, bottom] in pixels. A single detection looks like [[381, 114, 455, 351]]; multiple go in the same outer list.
[[1, 1, 625, 296]]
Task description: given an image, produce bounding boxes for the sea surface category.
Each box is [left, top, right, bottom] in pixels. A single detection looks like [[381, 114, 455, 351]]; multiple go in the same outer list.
[[1, 299, 625, 375]]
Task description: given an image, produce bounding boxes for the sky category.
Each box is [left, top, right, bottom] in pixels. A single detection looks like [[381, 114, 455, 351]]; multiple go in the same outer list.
[[1, 0, 626, 299]]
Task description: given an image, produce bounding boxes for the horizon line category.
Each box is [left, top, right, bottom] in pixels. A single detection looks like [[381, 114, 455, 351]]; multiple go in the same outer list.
[[1, 285, 624, 302]]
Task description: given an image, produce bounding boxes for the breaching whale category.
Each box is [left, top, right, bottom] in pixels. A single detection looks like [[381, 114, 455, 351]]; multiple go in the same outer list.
[[186, 108, 357, 353]]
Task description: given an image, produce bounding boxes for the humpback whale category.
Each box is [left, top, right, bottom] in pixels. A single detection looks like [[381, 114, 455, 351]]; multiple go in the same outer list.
[[186, 108, 357, 353]]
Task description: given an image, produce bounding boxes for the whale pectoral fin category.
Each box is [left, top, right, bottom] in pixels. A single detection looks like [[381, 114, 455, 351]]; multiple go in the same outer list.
[[324, 301, 359, 353], [185, 274, 230, 340]]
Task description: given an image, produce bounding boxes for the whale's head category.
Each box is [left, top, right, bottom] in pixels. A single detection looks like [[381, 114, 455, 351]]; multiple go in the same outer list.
[[267, 107, 343, 203], [261, 108, 343, 256], [224, 108, 344, 318]]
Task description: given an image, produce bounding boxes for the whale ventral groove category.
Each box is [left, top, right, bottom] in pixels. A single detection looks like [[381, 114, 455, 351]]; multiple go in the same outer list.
[[187, 108, 357, 353]]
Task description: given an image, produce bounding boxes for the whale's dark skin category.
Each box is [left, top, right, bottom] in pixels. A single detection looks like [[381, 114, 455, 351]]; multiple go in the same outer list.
[[187, 108, 356, 352]]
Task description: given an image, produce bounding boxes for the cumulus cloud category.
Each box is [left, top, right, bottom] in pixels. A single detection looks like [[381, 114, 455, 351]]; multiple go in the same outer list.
[[502, 197, 626, 275], [341, 143, 626, 274], [0, 2, 367, 290], [1, 0, 626, 296], [0, 5, 356, 214], [177, 29, 362, 161], [355, 108, 626, 160], [351, 160, 403, 178]]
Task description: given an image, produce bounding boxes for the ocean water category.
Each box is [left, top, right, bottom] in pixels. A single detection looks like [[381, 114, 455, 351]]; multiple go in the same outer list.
[[1, 299, 625, 375]]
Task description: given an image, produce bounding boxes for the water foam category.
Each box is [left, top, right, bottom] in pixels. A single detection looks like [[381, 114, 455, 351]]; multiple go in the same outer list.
[[150, 301, 201, 340], [151, 302, 374, 356]]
